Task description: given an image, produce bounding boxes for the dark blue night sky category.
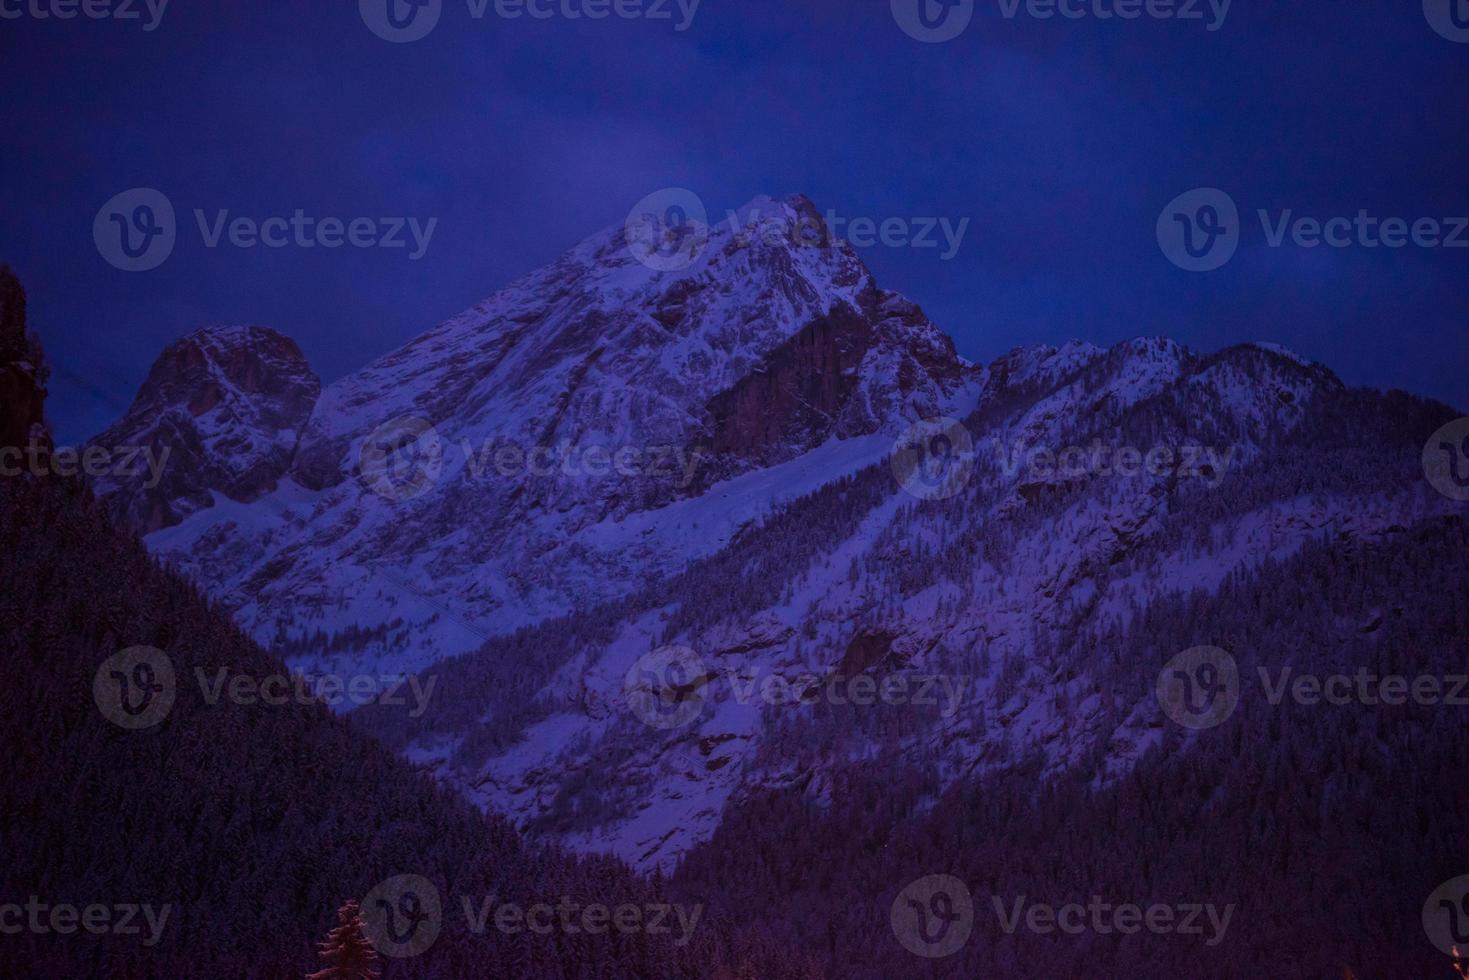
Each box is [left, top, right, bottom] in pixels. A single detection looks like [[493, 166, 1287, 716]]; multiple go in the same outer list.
[[4, 0, 1466, 442]]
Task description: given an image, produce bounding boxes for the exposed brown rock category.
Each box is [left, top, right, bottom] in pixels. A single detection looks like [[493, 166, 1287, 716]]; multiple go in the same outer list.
[[88, 325, 321, 533]]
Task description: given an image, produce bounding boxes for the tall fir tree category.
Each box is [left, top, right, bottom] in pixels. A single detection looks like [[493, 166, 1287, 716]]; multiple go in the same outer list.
[[306, 900, 380, 980]]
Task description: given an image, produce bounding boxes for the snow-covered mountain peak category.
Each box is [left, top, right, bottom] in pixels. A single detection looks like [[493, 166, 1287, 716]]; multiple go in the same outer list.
[[289, 193, 963, 492], [85, 263, 1451, 876], [105, 196, 977, 669]]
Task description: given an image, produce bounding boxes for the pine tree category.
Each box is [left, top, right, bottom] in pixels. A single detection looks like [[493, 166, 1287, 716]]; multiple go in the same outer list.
[[0, 264, 25, 361], [306, 900, 380, 980]]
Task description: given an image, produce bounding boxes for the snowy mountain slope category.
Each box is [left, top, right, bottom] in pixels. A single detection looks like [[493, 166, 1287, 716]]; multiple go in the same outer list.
[[103, 195, 979, 674], [88, 199, 1464, 874], [357, 342, 1463, 870]]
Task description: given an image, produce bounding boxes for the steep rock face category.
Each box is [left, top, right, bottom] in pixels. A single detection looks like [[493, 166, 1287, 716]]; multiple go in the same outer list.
[[113, 195, 978, 668], [88, 325, 320, 533], [704, 286, 967, 468], [705, 302, 873, 463]]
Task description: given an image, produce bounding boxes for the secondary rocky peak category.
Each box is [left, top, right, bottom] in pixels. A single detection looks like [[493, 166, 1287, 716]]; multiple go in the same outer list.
[[90, 324, 321, 533]]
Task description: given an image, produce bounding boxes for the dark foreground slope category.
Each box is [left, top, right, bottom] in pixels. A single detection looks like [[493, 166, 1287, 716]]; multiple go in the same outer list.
[[0, 470, 758, 977], [674, 516, 1469, 979], [0, 278, 751, 977]]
